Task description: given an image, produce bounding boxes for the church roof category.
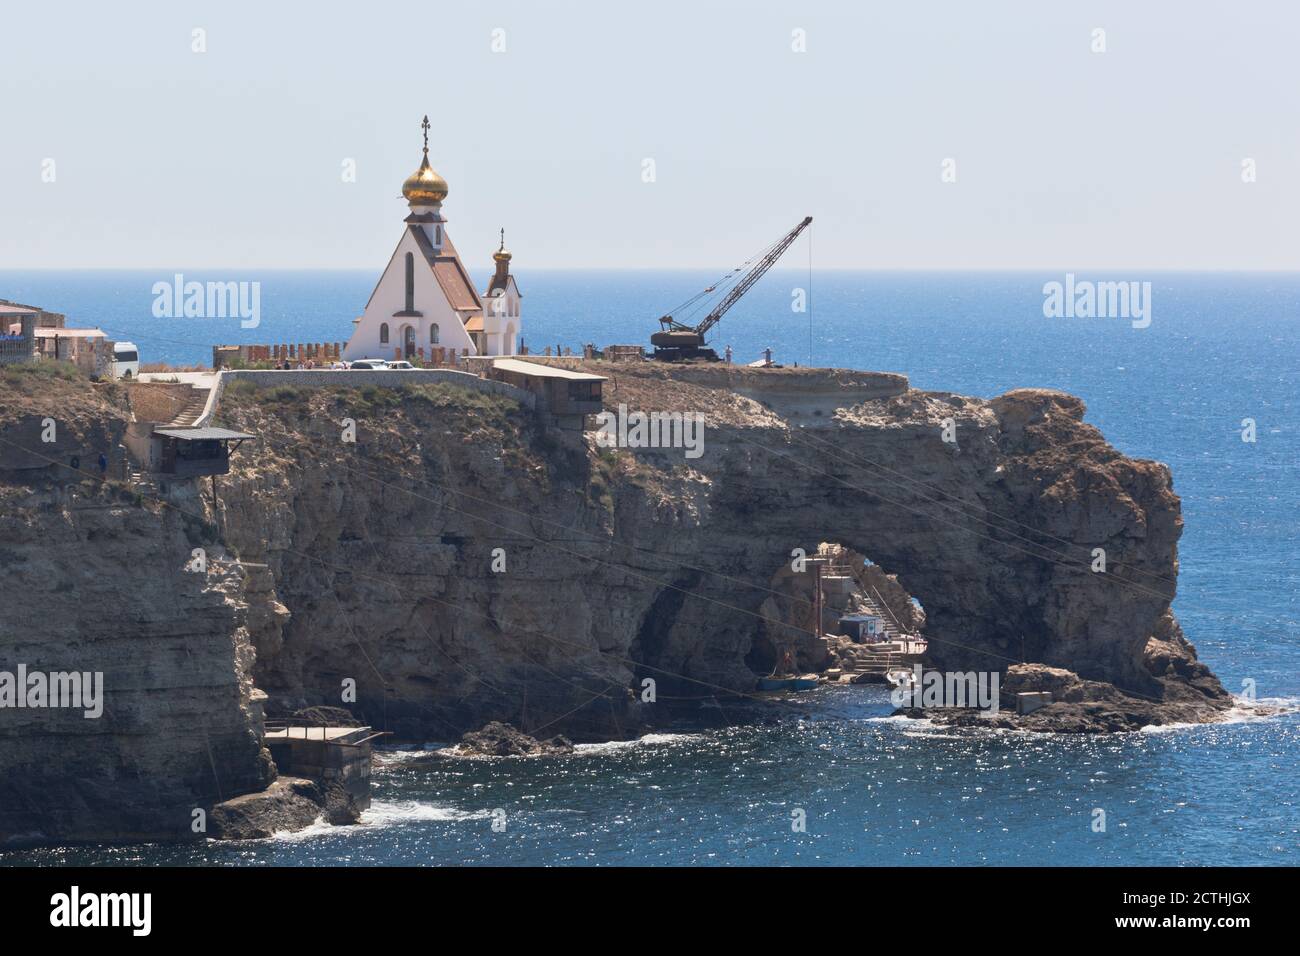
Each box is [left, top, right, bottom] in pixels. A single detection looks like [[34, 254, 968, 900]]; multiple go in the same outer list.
[[485, 274, 514, 296], [410, 227, 482, 313]]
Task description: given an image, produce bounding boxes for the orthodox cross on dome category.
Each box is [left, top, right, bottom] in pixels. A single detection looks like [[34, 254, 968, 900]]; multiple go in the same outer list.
[[401, 116, 448, 205], [499, 227, 506, 251]]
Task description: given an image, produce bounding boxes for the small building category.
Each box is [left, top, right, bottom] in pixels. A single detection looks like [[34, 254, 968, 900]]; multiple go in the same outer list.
[[0, 299, 66, 331], [489, 358, 605, 429], [0, 309, 35, 365], [35, 328, 117, 378], [263, 723, 378, 812], [153, 426, 254, 478], [2, 301, 114, 375], [838, 613, 886, 643]]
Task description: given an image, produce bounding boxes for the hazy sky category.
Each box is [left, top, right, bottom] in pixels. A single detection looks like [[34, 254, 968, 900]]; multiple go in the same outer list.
[[1, 0, 1296, 270]]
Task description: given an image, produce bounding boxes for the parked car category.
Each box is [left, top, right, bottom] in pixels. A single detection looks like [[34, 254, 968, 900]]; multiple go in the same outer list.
[[387, 361, 415, 370], [349, 359, 390, 370], [111, 341, 139, 379]]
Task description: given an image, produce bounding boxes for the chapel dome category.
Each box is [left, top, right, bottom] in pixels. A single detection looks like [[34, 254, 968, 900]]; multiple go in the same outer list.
[[402, 154, 448, 205]]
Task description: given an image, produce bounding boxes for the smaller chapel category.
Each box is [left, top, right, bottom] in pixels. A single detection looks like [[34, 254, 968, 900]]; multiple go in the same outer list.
[[343, 117, 521, 361]]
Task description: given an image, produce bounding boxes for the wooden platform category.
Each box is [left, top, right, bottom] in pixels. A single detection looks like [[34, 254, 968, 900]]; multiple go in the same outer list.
[[264, 726, 372, 744]]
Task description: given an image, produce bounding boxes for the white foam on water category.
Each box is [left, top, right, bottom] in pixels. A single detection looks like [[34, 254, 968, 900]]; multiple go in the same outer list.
[[865, 713, 937, 728], [361, 800, 491, 826], [262, 815, 333, 842], [574, 732, 703, 755], [373, 748, 443, 766], [1141, 695, 1300, 734]]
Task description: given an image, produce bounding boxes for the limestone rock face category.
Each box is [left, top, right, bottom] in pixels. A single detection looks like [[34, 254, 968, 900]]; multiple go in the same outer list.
[[212, 368, 1226, 741], [0, 365, 1230, 841], [0, 475, 273, 843]]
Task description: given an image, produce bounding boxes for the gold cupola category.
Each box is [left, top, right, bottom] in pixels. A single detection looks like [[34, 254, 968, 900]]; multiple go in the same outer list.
[[493, 228, 512, 263], [490, 228, 513, 289], [402, 115, 448, 206]]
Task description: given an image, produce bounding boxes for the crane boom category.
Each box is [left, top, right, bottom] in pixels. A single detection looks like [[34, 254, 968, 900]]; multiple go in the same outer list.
[[652, 216, 812, 361]]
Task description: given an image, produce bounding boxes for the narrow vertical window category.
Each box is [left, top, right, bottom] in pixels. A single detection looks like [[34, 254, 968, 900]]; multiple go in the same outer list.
[[404, 252, 415, 312], [380, 322, 389, 344]]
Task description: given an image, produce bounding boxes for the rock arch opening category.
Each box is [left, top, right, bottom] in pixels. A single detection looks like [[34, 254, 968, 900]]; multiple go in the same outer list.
[[746, 542, 928, 680]]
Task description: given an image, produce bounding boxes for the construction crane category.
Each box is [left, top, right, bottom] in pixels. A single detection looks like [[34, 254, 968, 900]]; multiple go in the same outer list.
[[651, 216, 812, 361]]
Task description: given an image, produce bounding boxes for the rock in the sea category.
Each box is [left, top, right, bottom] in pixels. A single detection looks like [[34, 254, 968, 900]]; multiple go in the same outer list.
[[207, 776, 361, 840], [898, 638, 1233, 733], [438, 721, 575, 758]]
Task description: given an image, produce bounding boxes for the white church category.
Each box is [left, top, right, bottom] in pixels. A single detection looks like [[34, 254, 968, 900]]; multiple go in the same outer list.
[[343, 117, 521, 362]]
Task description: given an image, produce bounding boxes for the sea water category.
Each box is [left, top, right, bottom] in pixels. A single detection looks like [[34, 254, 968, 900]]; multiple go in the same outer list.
[[1, 270, 1296, 865]]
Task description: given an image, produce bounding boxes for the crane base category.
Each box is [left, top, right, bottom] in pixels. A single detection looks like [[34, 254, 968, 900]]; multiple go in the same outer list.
[[651, 347, 720, 362]]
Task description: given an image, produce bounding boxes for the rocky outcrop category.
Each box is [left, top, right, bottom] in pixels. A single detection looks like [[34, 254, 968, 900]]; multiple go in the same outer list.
[[208, 776, 359, 840], [432, 721, 575, 758], [211, 367, 1227, 740], [1, 363, 1231, 842], [905, 620, 1232, 733]]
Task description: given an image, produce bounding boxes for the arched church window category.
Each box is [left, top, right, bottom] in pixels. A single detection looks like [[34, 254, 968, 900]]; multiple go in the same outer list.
[[430, 324, 440, 344], [380, 322, 389, 344], [404, 253, 415, 312]]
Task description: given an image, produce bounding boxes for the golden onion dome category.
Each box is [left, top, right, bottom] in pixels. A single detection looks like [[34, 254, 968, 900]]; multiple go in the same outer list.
[[402, 153, 448, 205], [493, 228, 512, 262]]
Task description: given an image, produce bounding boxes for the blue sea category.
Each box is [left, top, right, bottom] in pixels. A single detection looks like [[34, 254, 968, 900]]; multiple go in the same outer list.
[[1, 269, 1297, 866]]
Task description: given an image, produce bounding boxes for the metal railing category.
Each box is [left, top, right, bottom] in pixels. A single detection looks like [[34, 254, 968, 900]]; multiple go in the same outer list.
[[263, 716, 336, 741]]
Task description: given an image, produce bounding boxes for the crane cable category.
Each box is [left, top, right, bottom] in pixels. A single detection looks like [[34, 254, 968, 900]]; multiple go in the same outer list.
[[659, 228, 791, 325]]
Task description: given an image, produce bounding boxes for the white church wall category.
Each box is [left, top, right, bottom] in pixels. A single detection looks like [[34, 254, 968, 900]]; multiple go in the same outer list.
[[343, 229, 478, 361]]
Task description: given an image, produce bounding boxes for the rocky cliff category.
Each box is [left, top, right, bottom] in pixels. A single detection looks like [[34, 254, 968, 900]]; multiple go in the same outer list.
[[0, 361, 1230, 843], [209, 364, 1227, 738], [0, 366, 272, 843]]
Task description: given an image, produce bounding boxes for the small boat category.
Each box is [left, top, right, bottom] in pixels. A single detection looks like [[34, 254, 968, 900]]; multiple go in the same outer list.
[[756, 674, 820, 692], [884, 668, 916, 690]]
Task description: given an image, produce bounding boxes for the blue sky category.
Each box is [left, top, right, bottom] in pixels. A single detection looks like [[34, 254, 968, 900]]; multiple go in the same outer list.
[[1, 0, 1296, 269]]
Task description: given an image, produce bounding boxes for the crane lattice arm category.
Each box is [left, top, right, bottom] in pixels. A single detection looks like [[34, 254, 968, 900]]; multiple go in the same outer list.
[[658, 216, 812, 336]]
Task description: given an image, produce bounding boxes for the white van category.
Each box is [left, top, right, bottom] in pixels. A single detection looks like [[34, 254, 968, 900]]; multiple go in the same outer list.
[[112, 341, 139, 379]]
